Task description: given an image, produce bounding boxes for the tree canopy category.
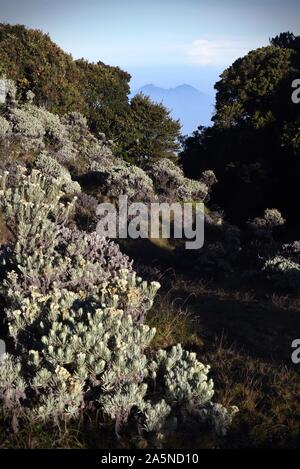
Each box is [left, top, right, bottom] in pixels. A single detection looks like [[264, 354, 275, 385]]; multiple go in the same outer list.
[[119, 93, 181, 165], [0, 24, 180, 163], [180, 33, 300, 232]]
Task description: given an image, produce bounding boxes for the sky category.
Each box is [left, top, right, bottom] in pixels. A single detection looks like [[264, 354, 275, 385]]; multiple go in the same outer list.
[[0, 0, 299, 92]]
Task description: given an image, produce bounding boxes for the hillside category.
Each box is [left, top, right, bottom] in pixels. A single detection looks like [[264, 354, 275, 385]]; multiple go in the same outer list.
[[0, 27, 300, 451], [0, 24, 181, 163], [0, 24, 130, 137]]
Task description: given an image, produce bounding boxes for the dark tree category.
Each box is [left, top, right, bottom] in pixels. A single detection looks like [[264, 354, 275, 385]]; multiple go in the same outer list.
[[180, 33, 300, 233]]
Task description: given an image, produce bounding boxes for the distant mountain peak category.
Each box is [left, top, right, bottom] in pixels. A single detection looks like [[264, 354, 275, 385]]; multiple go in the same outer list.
[[142, 83, 156, 88], [131, 83, 214, 135], [139, 83, 159, 92], [138, 83, 199, 93], [174, 83, 197, 90]]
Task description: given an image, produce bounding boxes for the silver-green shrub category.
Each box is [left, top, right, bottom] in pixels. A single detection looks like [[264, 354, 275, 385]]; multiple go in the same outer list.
[[200, 170, 218, 189], [149, 344, 238, 437], [248, 208, 285, 232], [0, 77, 17, 106], [151, 344, 214, 406], [148, 158, 209, 202], [9, 106, 46, 149], [90, 159, 156, 201], [194, 402, 239, 437], [1, 82, 213, 210], [0, 85, 113, 168], [0, 168, 236, 440], [61, 111, 113, 164], [263, 255, 300, 291], [34, 151, 81, 195], [0, 115, 11, 139]]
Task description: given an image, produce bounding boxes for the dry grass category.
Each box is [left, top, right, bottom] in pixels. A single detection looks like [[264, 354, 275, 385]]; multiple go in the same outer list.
[[204, 339, 300, 448], [148, 278, 300, 448], [0, 213, 12, 245], [146, 289, 204, 350], [0, 414, 84, 449]]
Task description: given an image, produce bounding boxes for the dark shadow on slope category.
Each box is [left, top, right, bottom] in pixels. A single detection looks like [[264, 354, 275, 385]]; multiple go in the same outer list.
[[170, 281, 300, 368]]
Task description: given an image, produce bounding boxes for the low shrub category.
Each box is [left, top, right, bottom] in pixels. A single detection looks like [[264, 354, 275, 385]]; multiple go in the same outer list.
[[0, 168, 237, 443]]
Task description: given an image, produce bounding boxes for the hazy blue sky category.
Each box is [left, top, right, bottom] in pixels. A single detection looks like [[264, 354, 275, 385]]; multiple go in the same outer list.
[[1, 0, 300, 91]]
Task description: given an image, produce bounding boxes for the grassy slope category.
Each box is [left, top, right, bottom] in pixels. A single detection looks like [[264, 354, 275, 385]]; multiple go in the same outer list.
[[127, 238, 300, 448], [1, 155, 300, 449], [149, 280, 300, 449]]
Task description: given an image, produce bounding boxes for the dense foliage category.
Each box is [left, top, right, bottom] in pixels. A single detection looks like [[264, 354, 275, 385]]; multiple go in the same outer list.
[[119, 94, 181, 165], [0, 24, 181, 163], [0, 167, 236, 442], [1, 25, 300, 449], [0, 78, 236, 446], [180, 32, 300, 231]]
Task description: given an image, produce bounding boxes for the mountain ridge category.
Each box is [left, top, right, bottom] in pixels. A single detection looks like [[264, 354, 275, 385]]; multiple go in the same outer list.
[[131, 83, 214, 135]]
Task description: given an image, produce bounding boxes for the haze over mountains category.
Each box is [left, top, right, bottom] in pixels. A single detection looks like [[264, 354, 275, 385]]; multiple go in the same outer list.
[[130, 84, 215, 135]]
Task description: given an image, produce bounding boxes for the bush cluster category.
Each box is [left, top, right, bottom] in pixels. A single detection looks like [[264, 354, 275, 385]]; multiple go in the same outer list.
[[0, 168, 237, 442]]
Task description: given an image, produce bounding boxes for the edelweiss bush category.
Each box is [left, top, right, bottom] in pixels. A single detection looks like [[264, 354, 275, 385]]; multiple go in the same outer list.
[[200, 170, 218, 189], [0, 115, 11, 139], [282, 241, 300, 264], [0, 80, 113, 168], [263, 256, 300, 291], [1, 79, 214, 211], [90, 159, 156, 201], [34, 151, 81, 195], [10, 106, 46, 149], [148, 158, 209, 202], [0, 77, 17, 106], [60, 112, 114, 165], [151, 344, 214, 405], [248, 208, 285, 232], [0, 168, 236, 441]]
